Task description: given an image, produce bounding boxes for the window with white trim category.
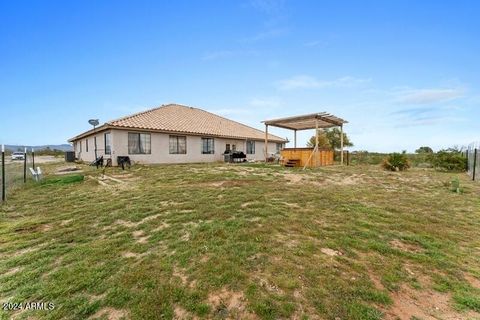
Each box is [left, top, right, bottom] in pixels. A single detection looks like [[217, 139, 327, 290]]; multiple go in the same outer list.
[[104, 133, 111, 154]]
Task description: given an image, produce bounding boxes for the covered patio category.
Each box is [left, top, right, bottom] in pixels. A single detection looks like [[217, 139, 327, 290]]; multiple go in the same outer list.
[[263, 112, 348, 169]]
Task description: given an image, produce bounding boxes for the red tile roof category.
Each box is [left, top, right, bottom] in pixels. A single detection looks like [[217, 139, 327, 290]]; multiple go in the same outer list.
[[69, 104, 286, 142]]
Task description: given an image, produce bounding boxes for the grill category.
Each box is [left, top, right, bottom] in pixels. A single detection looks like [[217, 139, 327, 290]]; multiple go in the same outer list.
[[223, 151, 247, 163]]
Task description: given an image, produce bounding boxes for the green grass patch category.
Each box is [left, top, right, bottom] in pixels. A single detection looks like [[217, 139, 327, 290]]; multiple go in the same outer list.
[[41, 174, 84, 185], [1, 162, 480, 319]]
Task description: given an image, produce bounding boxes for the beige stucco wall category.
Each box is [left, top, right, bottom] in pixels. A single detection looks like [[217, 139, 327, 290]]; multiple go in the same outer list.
[[75, 129, 283, 165], [74, 130, 113, 164]]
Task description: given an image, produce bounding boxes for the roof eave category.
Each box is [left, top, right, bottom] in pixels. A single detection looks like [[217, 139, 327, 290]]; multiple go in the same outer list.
[[67, 124, 111, 142], [68, 124, 287, 143]]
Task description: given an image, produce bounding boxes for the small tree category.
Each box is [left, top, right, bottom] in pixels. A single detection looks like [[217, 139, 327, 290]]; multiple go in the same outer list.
[[428, 149, 467, 171], [307, 131, 333, 149], [415, 146, 433, 154], [307, 128, 353, 150]]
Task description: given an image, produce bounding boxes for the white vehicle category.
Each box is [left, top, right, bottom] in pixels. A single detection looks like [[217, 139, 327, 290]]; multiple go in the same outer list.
[[11, 152, 25, 161]]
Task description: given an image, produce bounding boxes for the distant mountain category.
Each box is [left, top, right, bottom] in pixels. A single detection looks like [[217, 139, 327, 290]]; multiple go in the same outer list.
[[4, 144, 73, 152]]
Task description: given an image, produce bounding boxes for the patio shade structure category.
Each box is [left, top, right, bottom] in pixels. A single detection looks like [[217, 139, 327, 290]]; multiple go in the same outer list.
[[263, 112, 348, 168]]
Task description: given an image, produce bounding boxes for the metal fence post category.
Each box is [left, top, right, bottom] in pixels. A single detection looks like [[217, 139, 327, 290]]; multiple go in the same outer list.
[[32, 147, 35, 170], [23, 147, 27, 183], [473, 148, 478, 181], [1, 144, 5, 202]]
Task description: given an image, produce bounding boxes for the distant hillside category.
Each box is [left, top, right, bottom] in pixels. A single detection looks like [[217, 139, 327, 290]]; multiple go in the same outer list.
[[4, 144, 73, 152]]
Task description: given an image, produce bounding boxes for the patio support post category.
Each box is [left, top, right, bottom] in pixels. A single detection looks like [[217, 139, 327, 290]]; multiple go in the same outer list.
[[294, 129, 297, 149], [340, 124, 344, 165], [265, 124, 269, 162]]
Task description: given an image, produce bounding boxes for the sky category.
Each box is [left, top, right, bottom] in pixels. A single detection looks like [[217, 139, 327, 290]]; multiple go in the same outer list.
[[1, 0, 479, 152]]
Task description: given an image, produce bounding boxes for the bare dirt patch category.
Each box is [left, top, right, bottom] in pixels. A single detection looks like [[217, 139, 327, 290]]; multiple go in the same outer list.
[[121, 252, 143, 259], [173, 266, 189, 286], [464, 273, 480, 289], [241, 201, 257, 208], [257, 277, 284, 294], [152, 221, 170, 232], [3, 266, 22, 276], [173, 305, 191, 320], [207, 288, 257, 319], [282, 202, 301, 209], [111, 214, 164, 230], [60, 218, 73, 226], [159, 200, 183, 207], [207, 180, 255, 188], [87, 292, 107, 303], [90, 307, 129, 320], [390, 239, 424, 253], [181, 231, 190, 242], [384, 284, 478, 320], [114, 219, 138, 228], [284, 173, 304, 184], [132, 230, 149, 244], [320, 248, 343, 256], [54, 166, 83, 175], [369, 274, 384, 291]]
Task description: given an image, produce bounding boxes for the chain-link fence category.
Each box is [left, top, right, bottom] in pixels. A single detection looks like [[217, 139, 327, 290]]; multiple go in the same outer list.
[[1, 148, 35, 202], [467, 142, 479, 181]]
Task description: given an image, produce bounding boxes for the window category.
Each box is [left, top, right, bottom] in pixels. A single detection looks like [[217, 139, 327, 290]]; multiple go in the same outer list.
[[128, 132, 151, 154], [104, 133, 111, 154], [276, 143, 283, 153], [86, 139, 89, 152], [169, 135, 186, 154], [232, 144, 236, 151], [79, 141, 82, 152], [246, 141, 255, 154], [225, 144, 230, 153], [201, 138, 214, 154]]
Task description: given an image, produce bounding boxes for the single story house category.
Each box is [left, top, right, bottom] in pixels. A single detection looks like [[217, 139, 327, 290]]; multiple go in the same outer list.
[[68, 103, 287, 166]]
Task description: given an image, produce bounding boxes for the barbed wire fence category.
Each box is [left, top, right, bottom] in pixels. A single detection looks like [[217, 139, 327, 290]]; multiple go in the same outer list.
[[467, 141, 479, 181], [1, 147, 35, 202]]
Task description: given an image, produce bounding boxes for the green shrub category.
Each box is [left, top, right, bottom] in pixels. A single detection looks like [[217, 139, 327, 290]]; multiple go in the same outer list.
[[450, 177, 463, 193], [382, 152, 410, 171], [428, 149, 467, 172]]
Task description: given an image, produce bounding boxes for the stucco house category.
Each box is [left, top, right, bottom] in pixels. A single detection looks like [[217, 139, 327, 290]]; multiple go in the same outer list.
[[68, 104, 287, 166]]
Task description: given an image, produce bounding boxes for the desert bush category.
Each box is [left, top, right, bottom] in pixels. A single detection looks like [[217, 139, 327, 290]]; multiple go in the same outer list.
[[382, 152, 410, 171], [428, 149, 467, 171]]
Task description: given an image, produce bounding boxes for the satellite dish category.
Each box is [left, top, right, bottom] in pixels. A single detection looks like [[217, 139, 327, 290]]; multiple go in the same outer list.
[[88, 119, 99, 126]]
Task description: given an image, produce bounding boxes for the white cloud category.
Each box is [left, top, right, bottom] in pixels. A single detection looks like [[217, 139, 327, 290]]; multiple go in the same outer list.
[[249, 97, 281, 108], [396, 88, 465, 104], [276, 75, 371, 90]]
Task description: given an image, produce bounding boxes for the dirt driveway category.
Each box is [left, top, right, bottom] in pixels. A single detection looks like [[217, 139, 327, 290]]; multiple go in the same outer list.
[[4, 155, 63, 165]]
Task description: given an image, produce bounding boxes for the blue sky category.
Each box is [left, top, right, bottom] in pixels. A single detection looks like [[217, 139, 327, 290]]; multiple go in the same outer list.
[[1, 0, 478, 151]]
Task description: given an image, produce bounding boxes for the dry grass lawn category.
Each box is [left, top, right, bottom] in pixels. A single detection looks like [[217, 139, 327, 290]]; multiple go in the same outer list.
[[1, 162, 480, 320]]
